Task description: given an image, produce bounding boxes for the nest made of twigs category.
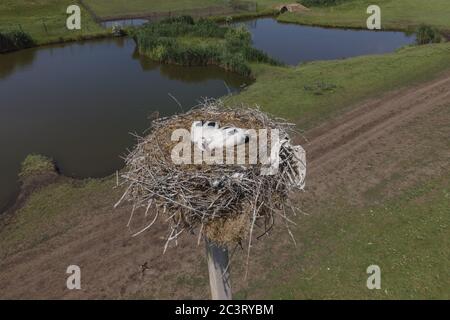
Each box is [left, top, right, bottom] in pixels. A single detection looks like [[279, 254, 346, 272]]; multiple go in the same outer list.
[[115, 99, 306, 254]]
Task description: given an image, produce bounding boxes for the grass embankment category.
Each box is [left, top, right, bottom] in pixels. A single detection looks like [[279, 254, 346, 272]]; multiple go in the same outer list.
[[84, 0, 287, 18], [0, 178, 117, 259], [132, 16, 280, 76], [227, 42, 450, 129], [281, 0, 450, 33], [0, 0, 105, 47]]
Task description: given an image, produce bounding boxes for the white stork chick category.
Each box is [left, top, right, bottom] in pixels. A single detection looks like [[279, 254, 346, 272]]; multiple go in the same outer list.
[[206, 126, 250, 151], [190, 121, 219, 151], [190, 121, 250, 151]]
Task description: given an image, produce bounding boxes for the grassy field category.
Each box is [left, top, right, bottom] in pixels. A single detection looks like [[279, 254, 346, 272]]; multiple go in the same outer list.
[[83, 0, 287, 18], [0, 176, 117, 259], [280, 0, 450, 33], [3, 158, 449, 298], [227, 42, 450, 129], [85, 0, 229, 16], [0, 0, 105, 45], [235, 172, 450, 299]]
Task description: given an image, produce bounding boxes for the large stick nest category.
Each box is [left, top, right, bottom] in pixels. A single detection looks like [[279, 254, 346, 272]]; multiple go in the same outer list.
[[115, 99, 306, 253]]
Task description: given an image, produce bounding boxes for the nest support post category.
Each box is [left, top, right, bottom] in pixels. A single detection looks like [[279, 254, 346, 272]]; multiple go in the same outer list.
[[205, 238, 232, 300]]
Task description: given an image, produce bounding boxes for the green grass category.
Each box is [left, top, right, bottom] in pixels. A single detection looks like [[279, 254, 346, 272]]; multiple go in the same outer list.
[[0, 177, 117, 259], [19, 154, 55, 178], [0, 0, 105, 45], [279, 0, 450, 33], [228, 42, 450, 129], [83, 0, 287, 18], [85, 0, 229, 16], [238, 175, 450, 299]]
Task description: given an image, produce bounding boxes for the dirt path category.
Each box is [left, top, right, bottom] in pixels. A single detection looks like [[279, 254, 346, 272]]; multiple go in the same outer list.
[[294, 71, 450, 209], [0, 71, 449, 299], [306, 72, 450, 168]]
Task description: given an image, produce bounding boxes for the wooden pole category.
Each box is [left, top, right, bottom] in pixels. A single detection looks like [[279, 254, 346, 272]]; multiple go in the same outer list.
[[205, 238, 232, 300], [42, 20, 48, 34]]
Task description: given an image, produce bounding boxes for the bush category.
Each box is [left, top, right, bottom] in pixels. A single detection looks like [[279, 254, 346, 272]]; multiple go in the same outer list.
[[0, 30, 34, 53], [132, 17, 227, 39], [416, 24, 442, 45], [242, 46, 281, 65], [225, 26, 252, 52], [192, 19, 227, 38], [220, 51, 251, 76], [160, 15, 195, 25]]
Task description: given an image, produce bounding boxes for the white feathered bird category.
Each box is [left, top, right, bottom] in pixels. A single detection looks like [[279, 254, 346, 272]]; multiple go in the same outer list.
[[190, 121, 249, 151]]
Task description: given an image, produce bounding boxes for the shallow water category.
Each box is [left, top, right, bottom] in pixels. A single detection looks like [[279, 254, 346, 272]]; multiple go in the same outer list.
[[0, 38, 248, 211], [239, 18, 416, 65]]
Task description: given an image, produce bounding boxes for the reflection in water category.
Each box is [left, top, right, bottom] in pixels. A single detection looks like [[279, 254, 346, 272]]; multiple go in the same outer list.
[[0, 38, 247, 211], [237, 18, 416, 65], [0, 48, 36, 79], [131, 47, 252, 86]]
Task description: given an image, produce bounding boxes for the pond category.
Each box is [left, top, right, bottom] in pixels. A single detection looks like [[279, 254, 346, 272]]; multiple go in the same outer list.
[[238, 18, 416, 65], [0, 38, 248, 211]]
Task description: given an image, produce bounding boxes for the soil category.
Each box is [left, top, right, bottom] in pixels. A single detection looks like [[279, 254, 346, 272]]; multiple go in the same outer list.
[[0, 71, 449, 299]]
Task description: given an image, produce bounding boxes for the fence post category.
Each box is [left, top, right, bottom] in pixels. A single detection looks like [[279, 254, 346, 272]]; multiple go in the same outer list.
[[42, 19, 48, 34], [205, 238, 232, 300]]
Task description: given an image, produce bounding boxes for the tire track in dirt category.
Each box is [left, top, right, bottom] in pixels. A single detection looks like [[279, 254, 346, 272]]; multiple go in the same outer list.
[[304, 72, 450, 172]]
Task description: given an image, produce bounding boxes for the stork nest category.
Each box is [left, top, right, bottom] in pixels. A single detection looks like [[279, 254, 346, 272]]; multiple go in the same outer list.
[[115, 99, 306, 254]]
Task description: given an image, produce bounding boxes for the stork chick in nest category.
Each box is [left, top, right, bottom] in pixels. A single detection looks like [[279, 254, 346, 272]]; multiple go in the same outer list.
[[191, 121, 250, 151]]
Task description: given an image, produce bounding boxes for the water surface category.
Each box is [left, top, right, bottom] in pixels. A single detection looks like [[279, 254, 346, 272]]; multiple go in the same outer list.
[[239, 18, 416, 65]]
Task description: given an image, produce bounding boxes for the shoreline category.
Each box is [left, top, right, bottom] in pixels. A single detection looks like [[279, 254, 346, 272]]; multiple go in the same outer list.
[[5, 8, 449, 56], [277, 21, 450, 40]]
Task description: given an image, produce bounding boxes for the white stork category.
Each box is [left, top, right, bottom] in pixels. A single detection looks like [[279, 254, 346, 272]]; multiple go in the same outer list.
[[190, 121, 249, 151]]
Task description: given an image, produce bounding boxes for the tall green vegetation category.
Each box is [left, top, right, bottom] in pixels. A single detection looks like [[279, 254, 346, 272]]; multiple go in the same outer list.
[[0, 30, 34, 53], [132, 16, 281, 76], [416, 24, 442, 45]]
